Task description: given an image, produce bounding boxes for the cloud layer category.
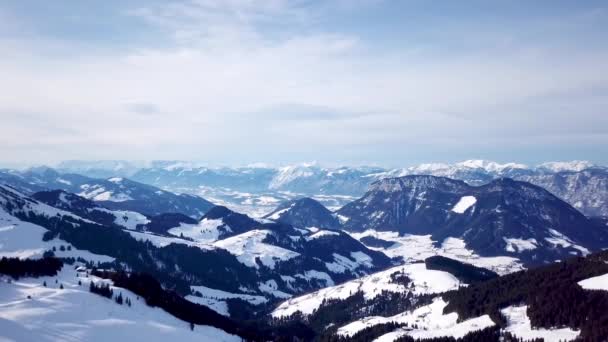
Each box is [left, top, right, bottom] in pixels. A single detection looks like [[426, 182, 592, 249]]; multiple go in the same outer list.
[[1, 0, 607, 166]]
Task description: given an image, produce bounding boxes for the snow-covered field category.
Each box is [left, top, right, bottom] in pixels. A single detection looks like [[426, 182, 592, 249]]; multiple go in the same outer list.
[[271, 263, 461, 318], [501, 305, 579, 341], [214, 230, 300, 269], [0, 266, 239, 342], [337, 298, 494, 339], [578, 273, 608, 291], [0, 210, 113, 263], [451, 196, 477, 214], [349, 230, 524, 275]]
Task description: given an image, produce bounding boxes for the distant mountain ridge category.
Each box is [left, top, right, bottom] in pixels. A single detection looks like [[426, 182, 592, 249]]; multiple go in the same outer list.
[[8, 159, 608, 217]]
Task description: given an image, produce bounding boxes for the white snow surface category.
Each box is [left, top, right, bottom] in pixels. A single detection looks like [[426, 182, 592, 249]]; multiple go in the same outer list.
[[271, 263, 461, 318], [338, 298, 494, 339], [168, 218, 228, 242], [305, 230, 340, 241], [186, 285, 267, 316], [0, 209, 113, 263], [545, 229, 590, 255], [126, 230, 213, 251], [213, 230, 300, 269], [503, 237, 538, 253], [267, 205, 293, 220], [350, 230, 524, 275], [111, 210, 150, 230], [538, 161, 595, 172], [577, 272, 608, 291], [501, 305, 579, 341], [0, 266, 239, 342], [451, 196, 477, 214], [78, 184, 133, 202]]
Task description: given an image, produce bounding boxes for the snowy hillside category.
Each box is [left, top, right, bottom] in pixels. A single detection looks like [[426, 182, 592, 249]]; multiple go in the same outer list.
[[0, 266, 239, 342]]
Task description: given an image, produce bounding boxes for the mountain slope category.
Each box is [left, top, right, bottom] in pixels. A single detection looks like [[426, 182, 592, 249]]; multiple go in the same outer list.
[[264, 197, 341, 230], [338, 175, 608, 265]]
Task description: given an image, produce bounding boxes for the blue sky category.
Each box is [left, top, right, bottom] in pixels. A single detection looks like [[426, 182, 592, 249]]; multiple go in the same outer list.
[[1, 0, 607, 167]]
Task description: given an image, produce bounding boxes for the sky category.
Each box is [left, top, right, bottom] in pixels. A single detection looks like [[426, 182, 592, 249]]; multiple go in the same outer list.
[[1, 0, 607, 168]]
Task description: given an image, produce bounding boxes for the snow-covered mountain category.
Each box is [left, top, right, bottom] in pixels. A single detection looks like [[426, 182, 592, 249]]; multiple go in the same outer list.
[[338, 175, 608, 266], [263, 197, 341, 230], [0, 184, 392, 314]]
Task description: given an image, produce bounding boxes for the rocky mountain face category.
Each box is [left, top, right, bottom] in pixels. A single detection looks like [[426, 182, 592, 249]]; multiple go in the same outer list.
[[368, 161, 608, 218], [516, 168, 608, 217], [338, 175, 608, 265], [263, 197, 341, 230]]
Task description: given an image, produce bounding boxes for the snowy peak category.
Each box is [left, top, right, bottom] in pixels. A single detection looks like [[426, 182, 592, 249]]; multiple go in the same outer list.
[[264, 197, 340, 230], [536, 160, 597, 172]]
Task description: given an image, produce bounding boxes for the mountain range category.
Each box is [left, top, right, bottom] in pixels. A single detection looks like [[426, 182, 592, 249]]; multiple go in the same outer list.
[[1, 160, 608, 341], [48, 159, 608, 218]]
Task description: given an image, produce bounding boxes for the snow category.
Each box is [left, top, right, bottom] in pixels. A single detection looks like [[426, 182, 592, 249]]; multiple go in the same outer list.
[[168, 218, 228, 242], [451, 196, 477, 214], [350, 251, 373, 267], [338, 298, 495, 339], [269, 164, 316, 189], [258, 280, 291, 299], [305, 230, 339, 240], [186, 285, 267, 316], [350, 230, 524, 275], [108, 177, 124, 183], [538, 161, 595, 172], [577, 273, 608, 291], [335, 214, 350, 224], [545, 229, 590, 255], [501, 305, 579, 341], [267, 206, 292, 220], [56, 178, 72, 185], [112, 210, 150, 230], [271, 263, 461, 318], [213, 230, 300, 269], [126, 231, 213, 251], [0, 266, 240, 342], [324, 252, 373, 273], [0, 209, 114, 263], [295, 270, 335, 286], [503, 237, 538, 253]]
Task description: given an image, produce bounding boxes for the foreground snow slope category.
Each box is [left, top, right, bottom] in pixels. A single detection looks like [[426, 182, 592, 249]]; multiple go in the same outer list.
[[0, 266, 239, 342]]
